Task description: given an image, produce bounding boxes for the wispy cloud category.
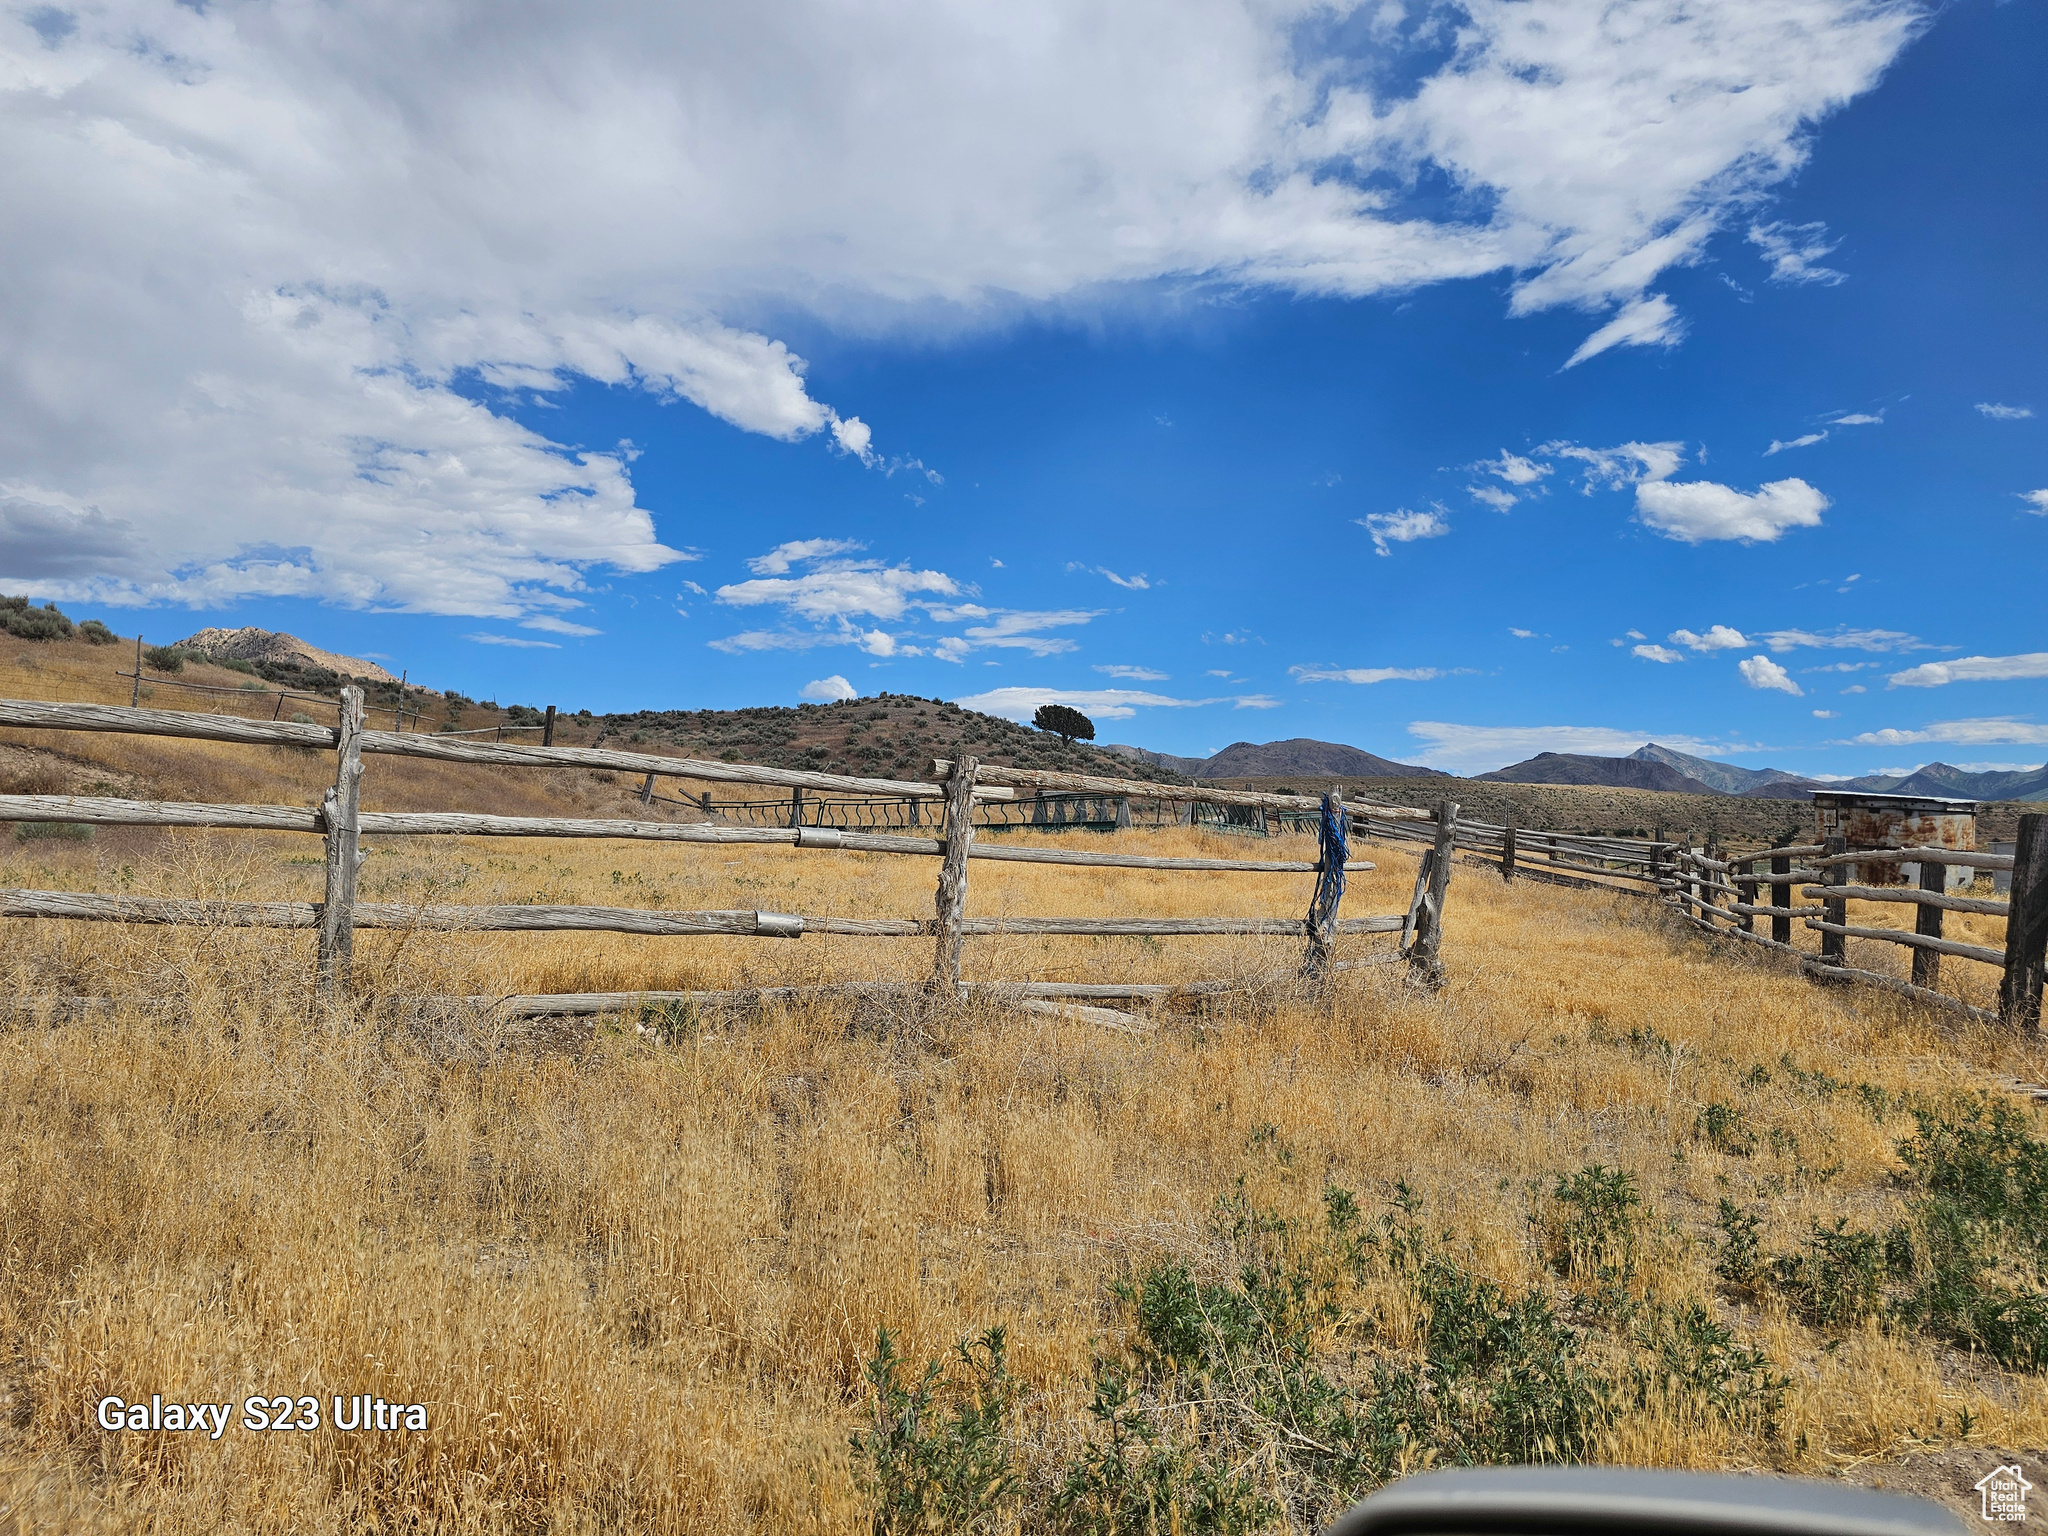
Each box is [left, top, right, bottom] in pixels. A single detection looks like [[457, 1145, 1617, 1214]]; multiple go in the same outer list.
[[1977, 403, 2034, 421], [2021, 490, 2048, 515], [1564, 294, 1684, 368], [746, 537, 865, 575], [1829, 411, 1883, 426], [1748, 220, 1845, 285], [1403, 722, 1740, 776], [521, 615, 601, 636], [1094, 664, 1169, 681], [1357, 506, 1449, 556], [1761, 627, 1928, 653], [1888, 653, 2048, 688], [1764, 433, 1825, 455], [1099, 568, 1150, 590], [468, 633, 560, 649], [1632, 644, 1685, 664], [1849, 718, 2048, 748], [1541, 440, 1685, 493], [1473, 450, 1551, 486], [1291, 665, 1443, 685], [1738, 655, 1802, 694], [1468, 484, 1518, 512]]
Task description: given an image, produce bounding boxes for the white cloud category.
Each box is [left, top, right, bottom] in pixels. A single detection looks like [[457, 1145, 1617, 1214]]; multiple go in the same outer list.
[[800, 674, 859, 702], [467, 633, 561, 649], [1747, 220, 1845, 285], [1095, 664, 1169, 681], [1474, 451, 1551, 487], [1509, 628, 1535, 639], [1358, 507, 1450, 557], [1812, 709, 1836, 718], [954, 686, 1263, 722], [1403, 721, 1736, 776], [1850, 718, 2048, 748], [1670, 625, 1751, 652], [1626, 629, 1647, 640], [1290, 665, 1442, 685], [1468, 484, 1519, 512], [1843, 684, 1867, 694], [1543, 440, 1686, 492], [1761, 627, 1925, 652], [717, 565, 959, 623], [0, 0, 1925, 613], [747, 538, 866, 575], [1097, 568, 1151, 590], [1738, 654, 1803, 694], [2021, 491, 2048, 515], [520, 615, 601, 636], [1829, 411, 1883, 425], [949, 608, 1103, 658], [1977, 403, 2034, 420], [1632, 644, 1685, 664], [1764, 433, 1826, 455], [1564, 294, 1685, 368], [1887, 653, 2048, 688], [1635, 477, 1828, 543]]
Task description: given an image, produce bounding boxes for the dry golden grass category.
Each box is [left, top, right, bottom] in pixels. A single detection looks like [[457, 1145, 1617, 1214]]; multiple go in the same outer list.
[[3, 640, 2046, 1531]]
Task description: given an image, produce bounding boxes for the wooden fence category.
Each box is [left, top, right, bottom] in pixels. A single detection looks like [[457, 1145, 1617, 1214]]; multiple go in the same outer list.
[[0, 690, 1455, 1021], [1370, 805, 2047, 1032]]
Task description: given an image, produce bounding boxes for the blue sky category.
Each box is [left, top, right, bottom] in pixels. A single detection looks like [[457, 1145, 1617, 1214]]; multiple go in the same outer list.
[[1, 0, 2041, 776]]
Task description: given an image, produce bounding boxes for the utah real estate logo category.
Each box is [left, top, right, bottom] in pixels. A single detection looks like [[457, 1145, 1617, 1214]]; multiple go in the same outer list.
[[1975, 1464, 2031, 1524]]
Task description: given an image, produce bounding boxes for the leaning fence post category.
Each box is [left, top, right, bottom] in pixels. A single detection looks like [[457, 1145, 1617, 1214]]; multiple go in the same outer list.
[[931, 755, 979, 996], [1820, 836, 1848, 964], [1500, 822, 1517, 883], [1998, 813, 2047, 1032], [1408, 798, 1458, 990], [1770, 853, 1792, 945], [543, 704, 556, 746], [1299, 789, 1348, 983], [1912, 855, 1945, 990], [316, 685, 365, 999]]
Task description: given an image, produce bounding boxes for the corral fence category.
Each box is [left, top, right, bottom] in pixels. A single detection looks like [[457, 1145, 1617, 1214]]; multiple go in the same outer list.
[[1373, 808, 2047, 1032], [0, 690, 1464, 1024], [646, 782, 1321, 837]]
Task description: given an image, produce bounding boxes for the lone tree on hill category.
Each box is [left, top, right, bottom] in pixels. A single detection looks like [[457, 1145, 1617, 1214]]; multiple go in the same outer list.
[[1032, 703, 1094, 746]]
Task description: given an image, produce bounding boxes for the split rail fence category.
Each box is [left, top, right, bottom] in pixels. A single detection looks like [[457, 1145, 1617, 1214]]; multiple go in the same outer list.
[[1378, 807, 2047, 1032], [0, 690, 1463, 1022]]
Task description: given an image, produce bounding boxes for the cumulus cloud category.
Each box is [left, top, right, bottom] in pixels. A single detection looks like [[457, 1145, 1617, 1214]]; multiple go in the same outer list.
[[1632, 644, 1685, 664], [1671, 625, 1751, 651], [1850, 719, 2048, 748], [1977, 403, 2034, 420], [1765, 433, 1826, 455], [1887, 653, 2048, 688], [0, 0, 1927, 614], [1635, 477, 1828, 543], [1474, 451, 1551, 486], [1747, 220, 1845, 284], [800, 674, 859, 702], [1358, 507, 1450, 557], [1738, 655, 1802, 694], [1290, 666, 1443, 685], [1403, 721, 1737, 776], [717, 565, 960, 623], [1468, 484, 1519, 512], [1095, 664, 1169, 680]]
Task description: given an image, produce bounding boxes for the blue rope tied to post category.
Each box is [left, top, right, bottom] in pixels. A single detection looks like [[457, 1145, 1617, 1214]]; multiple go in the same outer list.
[[1301, 790, 1348, 978]]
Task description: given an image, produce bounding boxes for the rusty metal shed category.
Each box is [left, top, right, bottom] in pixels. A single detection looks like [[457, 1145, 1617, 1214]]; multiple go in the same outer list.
[[1811, 790, 1979, 891]]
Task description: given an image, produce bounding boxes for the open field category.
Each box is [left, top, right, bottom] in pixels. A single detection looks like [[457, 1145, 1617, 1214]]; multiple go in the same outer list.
[[4, 636, 2048, 1532]]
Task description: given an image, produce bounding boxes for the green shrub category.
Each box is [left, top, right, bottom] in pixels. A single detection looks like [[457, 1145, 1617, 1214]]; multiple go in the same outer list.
[[0, 595, 74, 641], [1696, 1101, 1757, 1157], [16, 822, 93, 842], [851, 1327, 1020, 1535], [143, 644, 186, 672], [76, 618, 118, 645]]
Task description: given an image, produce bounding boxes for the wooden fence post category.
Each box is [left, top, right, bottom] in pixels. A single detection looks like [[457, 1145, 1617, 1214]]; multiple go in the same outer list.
[[1912, 856, 1944, 989], [1408, 798, 1458, 990], [1770, 853, 1792, 944], [790, 786, 805, 829], [1501, 823, 1517, 883], [1737, 859, 1757, 934], [543, 705, 556, 746], [931, 754, 979, 996], [1998, 813, 2047, 1032], [1300, 789, 1347, 983], [316, 685, 365, 999], [1820, 836, 1848, 964], [131, 634, 142, 707], [639, 772, 656, 806]]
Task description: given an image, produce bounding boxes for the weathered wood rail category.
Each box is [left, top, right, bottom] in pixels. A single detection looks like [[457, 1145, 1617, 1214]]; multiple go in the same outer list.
[[0, 691, 1459, 1015]]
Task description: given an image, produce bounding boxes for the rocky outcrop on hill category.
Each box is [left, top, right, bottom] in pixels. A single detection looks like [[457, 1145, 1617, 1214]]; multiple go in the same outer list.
[[176, 627, 398, 685]]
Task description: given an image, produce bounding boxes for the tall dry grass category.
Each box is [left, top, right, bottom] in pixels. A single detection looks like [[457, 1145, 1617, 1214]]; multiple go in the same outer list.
[[3, 814, 2047, 1530]]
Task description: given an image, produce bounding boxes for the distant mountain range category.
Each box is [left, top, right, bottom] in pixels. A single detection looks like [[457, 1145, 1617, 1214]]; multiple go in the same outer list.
[[1102, 738, 1445, 780], [1111, 735, 2048, 801]]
